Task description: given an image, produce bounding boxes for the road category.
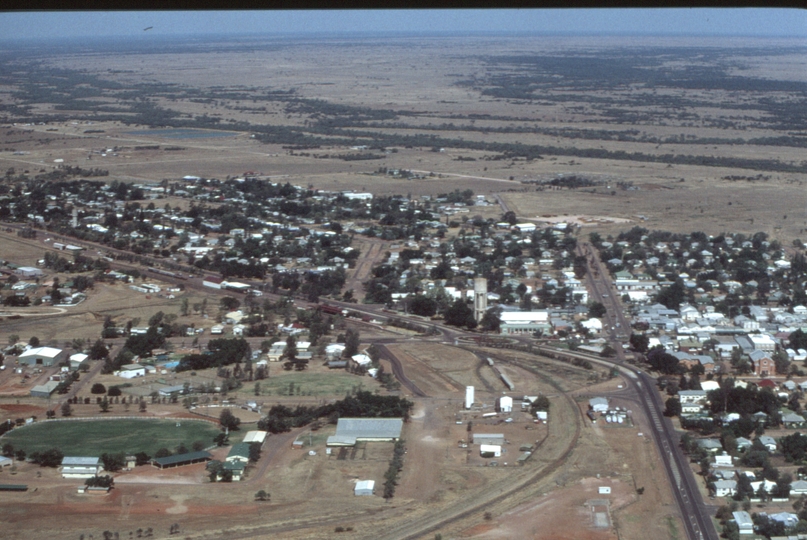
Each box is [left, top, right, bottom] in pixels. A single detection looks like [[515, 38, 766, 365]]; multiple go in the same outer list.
[[573, 240, 717, 540]]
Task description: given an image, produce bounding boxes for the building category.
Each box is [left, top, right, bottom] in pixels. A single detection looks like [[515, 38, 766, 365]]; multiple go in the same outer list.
[[69, 353, 89, 370], [221, 461, 246, 481], [30, 380, 60, 398], [678, 390, 707, 404], [732, 511, 754, 535], [498, 396, 513, 413], [354, 480, 375, 496], [152, 451, 212, 469], [226, 443, 251, 464], [589, 397, 609, 413], [116, 364, 146, 378], [0, 456, 13, 468], [473, 433, 505, 446], [19, 347, 65, 367], [499, 311, 550, 335], [714, 480, 737, 497], [14, 266, 43, 278], [326, 418, 403, 447], [243, 431, 268, 446], [473, 277, 488, 323], [480, 444, 502, 458], [750, 350, 775, 377], [202, 276, 223, 289], [465, 386, 474, 410], [61, 457, 102, 478]]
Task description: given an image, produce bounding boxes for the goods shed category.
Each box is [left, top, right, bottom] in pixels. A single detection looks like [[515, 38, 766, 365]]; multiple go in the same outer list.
[[326, 418, 403, 447], [19, 347, 65, 367]]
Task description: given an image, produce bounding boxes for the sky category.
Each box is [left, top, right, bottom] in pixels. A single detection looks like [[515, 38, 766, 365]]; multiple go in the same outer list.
[[1, 9, 806, 41]]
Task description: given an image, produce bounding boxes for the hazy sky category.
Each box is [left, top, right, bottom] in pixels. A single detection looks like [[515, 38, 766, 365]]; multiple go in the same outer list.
[[1, 9, 806, 41]]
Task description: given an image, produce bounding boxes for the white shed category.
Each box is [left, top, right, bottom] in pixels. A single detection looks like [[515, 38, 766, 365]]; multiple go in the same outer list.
[[498, 396, 513, 413], [480, 444, 502, 458], [354, 480, 375, 496]]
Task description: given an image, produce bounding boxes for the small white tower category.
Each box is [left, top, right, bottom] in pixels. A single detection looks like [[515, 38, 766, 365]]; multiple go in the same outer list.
[[473, 277, 487, 323]]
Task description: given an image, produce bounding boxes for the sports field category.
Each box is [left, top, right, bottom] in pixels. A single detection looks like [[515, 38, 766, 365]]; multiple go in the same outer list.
[[1, 418, 221, 456]]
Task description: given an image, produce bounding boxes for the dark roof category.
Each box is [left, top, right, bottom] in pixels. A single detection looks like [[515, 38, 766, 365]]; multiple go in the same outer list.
[[152, 451, 211, 467], [0, 484, 28, 491]]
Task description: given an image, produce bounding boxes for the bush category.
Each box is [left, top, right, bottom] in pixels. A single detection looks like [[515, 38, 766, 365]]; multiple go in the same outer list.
[[90, 383, 106, 394]]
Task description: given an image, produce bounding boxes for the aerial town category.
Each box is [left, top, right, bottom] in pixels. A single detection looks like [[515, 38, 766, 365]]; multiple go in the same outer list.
[[1, 9, 807, 540]]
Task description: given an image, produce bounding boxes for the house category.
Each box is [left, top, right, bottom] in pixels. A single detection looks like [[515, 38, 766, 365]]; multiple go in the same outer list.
[[354, 480, 375, 496], [735, 437, 753, 451], [696, 439, 723, 453], [750, 350, 775, 377], [19, 347, 65, 367], [714, 479, 737, 497], [714, 452, 733, 467], [782, 412, 805, 428], [220, 461, 246, 482], [732, 510, 754, 535], [791, 480, 807, 495], [768, 512, 799, 528], [678, 390, 707, 404], [758, 435, 777, 452], [61, 457, 102, 478], [0, 456, 13, 468]]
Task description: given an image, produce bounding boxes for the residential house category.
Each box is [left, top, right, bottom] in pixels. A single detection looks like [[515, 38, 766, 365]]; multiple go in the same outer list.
[[714, 480, 737, 497]]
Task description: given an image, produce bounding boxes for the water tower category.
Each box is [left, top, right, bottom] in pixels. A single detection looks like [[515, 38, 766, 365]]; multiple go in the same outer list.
[[473, 277, 487, 323]]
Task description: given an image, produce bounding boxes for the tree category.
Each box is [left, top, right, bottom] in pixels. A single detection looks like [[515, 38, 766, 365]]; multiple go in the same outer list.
[[29, 336, 40, 347], [284, 335, 297, 360], [91, 383, 107, 394], [646, 349, 681, 374], [656, 279, 685, 310], [154, 448, 172, 459], [588, 302, 607, 318], [139, 400, 147, 413], [664, 398, 681, 417], [30, 447, 64, 468], [255, 490, 270, 501], [99, 397, 110, 413], [629, 333, 649, 353], [61, 402, 72, 417], [501, 211, 517, 225], [479, 310, 501, 333], [444, 299, 477, 329], [100, 453, 126, 472], [219, 409, 241, 431], [220, 296, 240, 312], [409, 295, 438, 317], [88, 339, 109, 360], [343, 329, 361, 358]]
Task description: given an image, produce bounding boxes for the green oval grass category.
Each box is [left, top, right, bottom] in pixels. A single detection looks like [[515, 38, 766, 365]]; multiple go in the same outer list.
[[1, 419, 221, 456]]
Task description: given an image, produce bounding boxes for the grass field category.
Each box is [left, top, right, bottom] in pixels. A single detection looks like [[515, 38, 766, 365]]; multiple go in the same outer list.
[[1, 418, 220, 456], [257, 371, 369, 397]]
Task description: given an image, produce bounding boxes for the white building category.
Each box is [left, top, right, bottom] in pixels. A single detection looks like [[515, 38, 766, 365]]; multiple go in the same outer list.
[[19, 347, 65, 367], [498, 396, 513, 413], [354, 480, 375, 495], [465, 386, 474, 410], [480, 444, 502, 458], [116, 364, 146, 378], [61, 456, 102, 478], [732, 510, 754, 535]]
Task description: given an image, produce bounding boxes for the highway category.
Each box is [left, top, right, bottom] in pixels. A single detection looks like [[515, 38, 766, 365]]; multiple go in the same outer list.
[[575, 240, 717, 540]]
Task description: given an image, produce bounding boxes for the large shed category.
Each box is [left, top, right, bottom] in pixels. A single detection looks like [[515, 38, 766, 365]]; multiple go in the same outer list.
[[30, 380, 60, 398], [243, 430, 268, 445], [152, 451, 212, 469], [19, 347, 65, 367], [326, 418, 403, 447]]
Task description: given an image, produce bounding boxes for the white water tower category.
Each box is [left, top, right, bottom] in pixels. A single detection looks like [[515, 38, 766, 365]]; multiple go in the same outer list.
[[465, 386, 475, 410]]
